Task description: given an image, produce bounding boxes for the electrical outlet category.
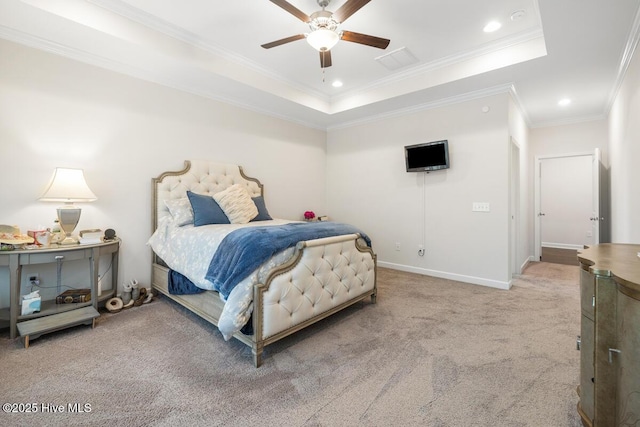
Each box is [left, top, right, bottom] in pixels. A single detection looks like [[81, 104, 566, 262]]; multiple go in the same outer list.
[[418, 245, 425, 256], [395, 242, 401, 251], [472, 202, 491, 212], [29, 274, 38, 282]]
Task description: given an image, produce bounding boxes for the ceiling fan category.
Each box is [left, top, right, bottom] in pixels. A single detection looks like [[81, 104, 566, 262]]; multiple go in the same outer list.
[[261, 0, 390, 68]]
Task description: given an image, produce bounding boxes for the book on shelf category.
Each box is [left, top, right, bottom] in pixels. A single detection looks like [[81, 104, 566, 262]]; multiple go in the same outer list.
[[56, 289, 91, 304]]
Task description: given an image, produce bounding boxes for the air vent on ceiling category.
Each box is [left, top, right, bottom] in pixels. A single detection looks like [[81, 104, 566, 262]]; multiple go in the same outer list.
[[375, 47, 418, 71]]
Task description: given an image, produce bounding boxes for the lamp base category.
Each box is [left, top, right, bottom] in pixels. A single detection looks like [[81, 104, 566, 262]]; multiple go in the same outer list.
[[59, 235, 79, 245], [57, 205, 81, 245]]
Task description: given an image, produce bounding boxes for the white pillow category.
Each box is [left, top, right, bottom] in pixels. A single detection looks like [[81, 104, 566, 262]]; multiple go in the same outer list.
[[164, 198, 194, 226], [212, 184, 258, 224]]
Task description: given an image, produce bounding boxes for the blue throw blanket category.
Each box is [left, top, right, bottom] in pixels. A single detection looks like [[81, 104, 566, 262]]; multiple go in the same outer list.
[[205, 222, 371, 299]]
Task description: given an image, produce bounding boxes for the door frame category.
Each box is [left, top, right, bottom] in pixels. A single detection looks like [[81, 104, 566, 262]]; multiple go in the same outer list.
[[534, 150, 596, 261], [509, 138, 521, 277]]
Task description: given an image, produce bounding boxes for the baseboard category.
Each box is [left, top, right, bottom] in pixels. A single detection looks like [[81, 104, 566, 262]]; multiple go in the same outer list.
[[520, 256, 534, 273], [377, 261, 511, 290], [541, 242, 583, 251]]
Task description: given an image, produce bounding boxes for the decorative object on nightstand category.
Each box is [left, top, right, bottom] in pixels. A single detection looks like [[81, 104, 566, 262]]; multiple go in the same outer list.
[[104, 228, 116, 241], [79, 229, 102, 244], [304, 211, 316, 221], [39, 167, 97, 245], [0, 225, 34, 250]]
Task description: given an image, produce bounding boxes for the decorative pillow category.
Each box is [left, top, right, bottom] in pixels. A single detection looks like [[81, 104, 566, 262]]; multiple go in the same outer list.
[[251, 196, 272, 221], [164, 198, 193, 226], [212, 184, 258, 224], [186, 191, 230, 226]]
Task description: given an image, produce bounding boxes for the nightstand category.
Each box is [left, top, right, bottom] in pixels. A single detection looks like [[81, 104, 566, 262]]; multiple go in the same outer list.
[[0, 238, 120, 346]]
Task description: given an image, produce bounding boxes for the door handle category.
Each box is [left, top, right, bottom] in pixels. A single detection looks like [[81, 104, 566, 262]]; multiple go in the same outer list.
[[538, 212, 546, 217], [608, 348, 621, 364]]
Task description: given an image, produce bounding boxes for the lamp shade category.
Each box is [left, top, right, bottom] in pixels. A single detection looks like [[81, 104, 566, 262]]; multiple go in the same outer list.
[[307, 29, 339, 51], [39, 168, 97, 202]]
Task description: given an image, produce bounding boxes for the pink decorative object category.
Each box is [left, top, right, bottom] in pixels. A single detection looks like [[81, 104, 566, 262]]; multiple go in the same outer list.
[[304, 211, 316, 220]]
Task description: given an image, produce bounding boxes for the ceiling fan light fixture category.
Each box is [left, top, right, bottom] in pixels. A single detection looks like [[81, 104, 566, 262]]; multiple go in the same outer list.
[[307, 29, 339, 51]]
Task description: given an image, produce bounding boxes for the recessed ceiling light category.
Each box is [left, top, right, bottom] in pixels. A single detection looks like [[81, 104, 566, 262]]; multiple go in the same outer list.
[[332, 80, 343, 88], [483, 21, 502, 33], [558, 98, 572, 107]]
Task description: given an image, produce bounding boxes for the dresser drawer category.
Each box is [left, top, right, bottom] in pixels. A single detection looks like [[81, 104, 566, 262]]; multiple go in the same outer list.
[[579, 314, 594, 423], [580, 268, 595, 319], [19, 248, 92, 265]]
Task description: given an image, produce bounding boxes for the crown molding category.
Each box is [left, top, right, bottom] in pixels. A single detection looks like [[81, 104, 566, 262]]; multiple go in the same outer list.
[[331, 28, 545, 103], [0, 25, 327, 131], [327, 83, 514, 131], [508, 85, 532, 128], [604, 2, 640, 115], [90, 0, 544, 112], [529, 113, 608, 129], [86, 0, 330, 102]]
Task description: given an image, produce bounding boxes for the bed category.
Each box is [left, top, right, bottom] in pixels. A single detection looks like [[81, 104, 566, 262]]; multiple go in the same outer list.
[[148, 160, 377, 367]]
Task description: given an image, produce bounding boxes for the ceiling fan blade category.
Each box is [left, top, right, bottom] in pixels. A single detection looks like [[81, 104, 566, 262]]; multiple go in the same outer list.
[[269, 0, 311, 22], [341, 30, 390, 49], [333, 0, 371, 23], [320, 50, 332, 68], [261, 34, 305, 49]]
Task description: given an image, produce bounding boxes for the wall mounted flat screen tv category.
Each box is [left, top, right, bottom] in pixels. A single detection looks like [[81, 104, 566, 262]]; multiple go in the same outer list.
[[405, 140, 450, 172]]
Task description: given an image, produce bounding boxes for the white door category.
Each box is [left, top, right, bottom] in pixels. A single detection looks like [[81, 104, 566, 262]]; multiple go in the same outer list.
[[591, 149, 601, 244], [537, 154, 594, 256]]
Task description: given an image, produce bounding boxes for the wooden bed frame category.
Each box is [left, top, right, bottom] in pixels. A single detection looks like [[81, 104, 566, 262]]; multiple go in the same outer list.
[[150, 160, 377, 367]]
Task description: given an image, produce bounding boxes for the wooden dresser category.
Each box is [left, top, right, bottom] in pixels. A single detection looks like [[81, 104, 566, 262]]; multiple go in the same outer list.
[[577, 243, 640, 427]]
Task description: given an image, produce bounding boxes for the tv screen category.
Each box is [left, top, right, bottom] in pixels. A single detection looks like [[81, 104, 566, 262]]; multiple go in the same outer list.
[[405, 140, 450, 172]]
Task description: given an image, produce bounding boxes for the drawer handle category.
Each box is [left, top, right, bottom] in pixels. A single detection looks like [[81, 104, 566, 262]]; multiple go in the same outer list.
[[608, 348, 621, 364], [592, 295, 595, 307], [54, 255, 64, 260], [576, 335, 581, 351]]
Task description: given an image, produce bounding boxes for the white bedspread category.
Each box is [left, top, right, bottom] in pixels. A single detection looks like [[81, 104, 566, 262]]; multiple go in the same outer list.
[[147, 217, 297, 340]]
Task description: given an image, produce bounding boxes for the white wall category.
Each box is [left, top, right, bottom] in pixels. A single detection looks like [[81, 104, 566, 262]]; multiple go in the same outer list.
[[530, 120, 609, 165], [608, 40, 640, 243], [0, 40, 326, 305], [327, 94, 512, 289]]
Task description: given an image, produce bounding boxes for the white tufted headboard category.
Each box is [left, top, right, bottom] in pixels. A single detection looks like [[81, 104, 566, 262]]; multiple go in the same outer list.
[[152, 160, 264, 232]]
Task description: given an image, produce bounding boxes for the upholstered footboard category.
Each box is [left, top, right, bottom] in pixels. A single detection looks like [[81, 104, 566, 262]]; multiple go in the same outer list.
[[251, 233, 376, 367], [151, 233, 376, 367]]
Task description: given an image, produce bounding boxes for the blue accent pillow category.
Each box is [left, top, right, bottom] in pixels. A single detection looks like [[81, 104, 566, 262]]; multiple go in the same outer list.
[[186, 191, 230, 226], [251, 196, 272, 221]]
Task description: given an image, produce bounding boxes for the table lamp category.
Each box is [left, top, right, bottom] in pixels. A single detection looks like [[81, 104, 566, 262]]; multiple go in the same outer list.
[[39, 168, 97, 245]]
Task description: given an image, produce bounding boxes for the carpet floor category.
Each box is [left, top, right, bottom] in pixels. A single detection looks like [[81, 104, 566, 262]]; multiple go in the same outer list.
[[0, 263, 582, 427]]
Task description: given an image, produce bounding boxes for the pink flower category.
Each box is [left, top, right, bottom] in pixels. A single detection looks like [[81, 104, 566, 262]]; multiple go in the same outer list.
[[304, 211, 315, 220]]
